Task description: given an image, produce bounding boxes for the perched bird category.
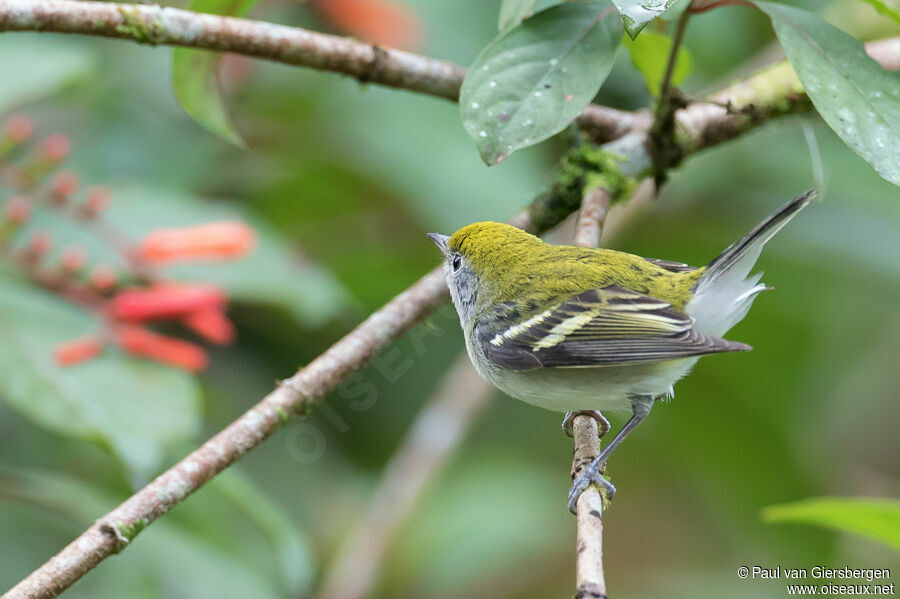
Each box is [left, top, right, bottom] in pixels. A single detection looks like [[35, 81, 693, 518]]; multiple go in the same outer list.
[[428, 190, 815, 512]]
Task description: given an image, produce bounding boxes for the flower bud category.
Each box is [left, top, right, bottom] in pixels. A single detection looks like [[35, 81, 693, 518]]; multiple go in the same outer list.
[[4, 114, 33, 143], [138, 221, 256, 263], [3, 196, 30, 225], [60, 245, 87, 273], [114, 325, 209, 371], [82, 186, 111, 217], [183, 308, 236, 345], [26, 231, 52, 256], [54, 335, 104, 366], [89, 265, 118, 292], [40, 134, 71, 163], [50, 170, 79, 204], [110, 283, 227, 321]]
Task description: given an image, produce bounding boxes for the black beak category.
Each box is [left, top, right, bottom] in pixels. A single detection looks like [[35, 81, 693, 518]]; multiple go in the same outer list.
[[426, 232, 451, 258]]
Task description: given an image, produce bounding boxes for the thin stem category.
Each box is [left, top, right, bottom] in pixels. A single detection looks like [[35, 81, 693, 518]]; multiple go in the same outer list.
[[653, 9, 691, 131]]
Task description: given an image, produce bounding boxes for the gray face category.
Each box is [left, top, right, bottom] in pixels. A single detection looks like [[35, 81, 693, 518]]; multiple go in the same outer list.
[[427, 233, 479, 328]]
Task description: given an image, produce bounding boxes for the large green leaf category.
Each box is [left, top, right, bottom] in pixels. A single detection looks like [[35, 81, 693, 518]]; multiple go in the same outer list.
[[172, 0, 259, 147], [763, 497, 900, 552], [623, 30, 692, 95], [0, 37, 97, 113], [612, 0, 685, 38], [461, 2, 622, 165], [758, 2, 900, 186], [0, 279, 201, 481]]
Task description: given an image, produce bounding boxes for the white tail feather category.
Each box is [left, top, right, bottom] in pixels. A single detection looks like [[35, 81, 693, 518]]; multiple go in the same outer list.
[[686, 190, 816, 336]]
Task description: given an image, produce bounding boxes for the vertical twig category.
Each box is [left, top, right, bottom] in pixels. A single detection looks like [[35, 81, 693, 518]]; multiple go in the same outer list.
[[649, 9, 691, 185], [653, 9, 691, 131], [571, 416, 607, 599], [570, 187, 614, 598]]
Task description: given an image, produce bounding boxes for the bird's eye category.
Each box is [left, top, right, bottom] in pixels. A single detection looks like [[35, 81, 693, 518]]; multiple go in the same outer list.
[[451, 253, 462, 272]]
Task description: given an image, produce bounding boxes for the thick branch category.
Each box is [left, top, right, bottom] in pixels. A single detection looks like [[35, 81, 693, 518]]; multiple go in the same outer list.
[[0, 0, 632, 138], [5, 28, 900, 599]]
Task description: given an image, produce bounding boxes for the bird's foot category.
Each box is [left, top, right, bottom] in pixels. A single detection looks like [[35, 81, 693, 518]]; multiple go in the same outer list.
[[567, 458, 616, 514], [561, 410, 610, 438]]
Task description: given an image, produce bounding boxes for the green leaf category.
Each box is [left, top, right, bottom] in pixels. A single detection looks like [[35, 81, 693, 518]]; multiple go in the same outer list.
[[461, 2, 623, 165], [757, 2, 900, 186], [857, 0, 900, 26], [0, 37, 97, 114], [498, 0, 541, 31], [763, 497, 900, 552], [612, 0, 685, 38], [172, 0, 259, 147], [0, 279, 201, 481], [623, 30, 692, 95]]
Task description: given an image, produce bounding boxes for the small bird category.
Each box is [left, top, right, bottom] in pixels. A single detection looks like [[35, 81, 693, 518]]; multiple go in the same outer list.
[[428, 190, 815, 513]]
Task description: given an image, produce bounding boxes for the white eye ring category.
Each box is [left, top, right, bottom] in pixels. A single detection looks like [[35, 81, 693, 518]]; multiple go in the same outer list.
[[451, 253, 462, 272]]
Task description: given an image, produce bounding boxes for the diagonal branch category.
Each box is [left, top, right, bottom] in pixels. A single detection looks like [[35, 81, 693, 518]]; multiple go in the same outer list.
[[0, 0, 639, 141], [3, 26, 900, 599]]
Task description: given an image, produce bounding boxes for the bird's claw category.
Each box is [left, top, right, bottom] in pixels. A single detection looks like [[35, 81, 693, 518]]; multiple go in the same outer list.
[[567, 462, 616, 514], [561, 410, 610, 438]]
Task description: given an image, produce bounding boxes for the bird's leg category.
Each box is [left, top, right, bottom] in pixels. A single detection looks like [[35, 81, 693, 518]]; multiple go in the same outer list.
[[561, 410, 610, 438], [567, 396, 654, 514]]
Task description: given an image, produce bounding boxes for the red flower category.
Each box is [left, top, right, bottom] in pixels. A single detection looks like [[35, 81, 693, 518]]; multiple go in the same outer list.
[[183, 308, 236, 345], [138, 221, 256, 263], [114, 325, 209, 372], [110, 283, 226, 321], [54, 335, 104, 366], [312, 0, 423, 50]]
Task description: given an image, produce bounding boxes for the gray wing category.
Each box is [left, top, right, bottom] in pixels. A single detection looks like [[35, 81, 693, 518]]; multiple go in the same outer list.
[[476, 286, 750, 371]]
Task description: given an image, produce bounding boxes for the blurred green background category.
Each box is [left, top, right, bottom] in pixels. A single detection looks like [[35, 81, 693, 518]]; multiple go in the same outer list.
[[0, 0, 898, 597]]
